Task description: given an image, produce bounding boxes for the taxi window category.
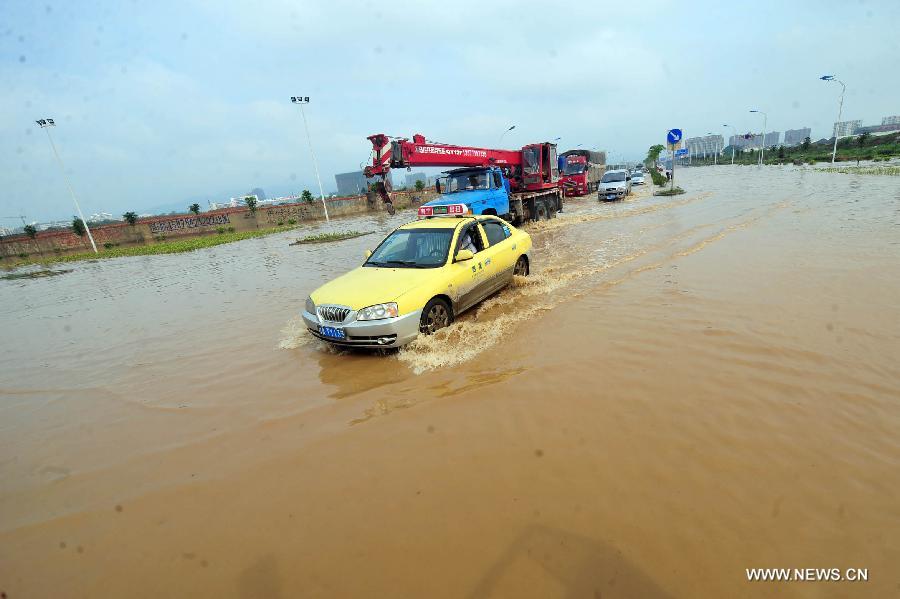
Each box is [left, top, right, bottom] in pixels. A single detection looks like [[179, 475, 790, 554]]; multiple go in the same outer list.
[[482, 220, 508, 246]]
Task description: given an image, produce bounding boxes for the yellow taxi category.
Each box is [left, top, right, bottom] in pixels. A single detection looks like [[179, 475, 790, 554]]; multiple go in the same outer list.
[[302, 205, 532, 348]]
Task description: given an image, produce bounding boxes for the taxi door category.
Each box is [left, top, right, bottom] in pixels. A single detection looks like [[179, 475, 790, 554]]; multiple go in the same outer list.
[[447, 222, 494, 312], [478, 218, 516, 292]]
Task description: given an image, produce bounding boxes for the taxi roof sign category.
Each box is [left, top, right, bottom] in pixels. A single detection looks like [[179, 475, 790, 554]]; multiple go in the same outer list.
[[417, 203, 469, 218]]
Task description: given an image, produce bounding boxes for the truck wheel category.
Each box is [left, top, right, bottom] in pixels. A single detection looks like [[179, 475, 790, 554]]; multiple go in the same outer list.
[[419, 298, 452, 335], [514, 256, 529, 276], [535, 204, 548, 221]]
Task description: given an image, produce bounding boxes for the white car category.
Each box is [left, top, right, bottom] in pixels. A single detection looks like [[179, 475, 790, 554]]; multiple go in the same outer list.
[[631, 170, 645, 185], [598, 169, 632, 201]]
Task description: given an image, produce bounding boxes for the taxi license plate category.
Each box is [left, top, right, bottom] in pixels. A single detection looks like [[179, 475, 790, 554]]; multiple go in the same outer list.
[[319, 326, 346, 340]]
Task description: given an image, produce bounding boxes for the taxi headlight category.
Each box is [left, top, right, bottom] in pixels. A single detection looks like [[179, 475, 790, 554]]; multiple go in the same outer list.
[[305, 297, 315, 314], [357, 302, 399, 321]]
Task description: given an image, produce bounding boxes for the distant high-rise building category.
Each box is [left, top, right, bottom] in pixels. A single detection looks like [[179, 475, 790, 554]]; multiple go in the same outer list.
[[250, 187, 266, 201], [833, 120, 862, 138], [728, 131, 778, 149], [881, 115, 900, 126], [334, 170, 391, 196], [405, 172, 428, 187], [685, 134, 724, 157], [784, 128, 811, 147]]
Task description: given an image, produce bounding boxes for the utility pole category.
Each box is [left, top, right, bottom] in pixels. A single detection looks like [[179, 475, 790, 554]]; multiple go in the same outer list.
[[290, 97, 329, 222], [36, 118, 97, 253]]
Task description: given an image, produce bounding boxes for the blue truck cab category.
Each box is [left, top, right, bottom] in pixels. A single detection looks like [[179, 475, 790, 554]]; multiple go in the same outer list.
[[425, 167, 512, 217]]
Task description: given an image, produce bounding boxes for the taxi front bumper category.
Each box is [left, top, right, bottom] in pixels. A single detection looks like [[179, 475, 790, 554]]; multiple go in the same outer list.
[[302, 309, 422, 348]]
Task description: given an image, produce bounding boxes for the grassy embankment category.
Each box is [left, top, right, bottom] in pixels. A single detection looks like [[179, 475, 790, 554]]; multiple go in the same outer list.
[[9, 225, 296, 268], [290, 231, 372, 245], [816, 165, 900, 176]]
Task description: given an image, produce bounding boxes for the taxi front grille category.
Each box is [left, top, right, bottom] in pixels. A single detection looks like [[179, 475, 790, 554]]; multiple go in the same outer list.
[[317, 305, 351, 323]]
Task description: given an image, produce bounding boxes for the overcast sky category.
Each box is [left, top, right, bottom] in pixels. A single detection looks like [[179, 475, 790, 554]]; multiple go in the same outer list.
[[2, 0, 899, 221]]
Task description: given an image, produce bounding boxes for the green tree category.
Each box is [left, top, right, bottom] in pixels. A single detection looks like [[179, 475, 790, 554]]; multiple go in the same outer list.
[[244, 196, 258, 213], [24, 223, 45, 258], [646, 144, 665, 164], [189, 203, 200, 215], [857, 132, 870, 148], [801, 137, 811, 151], [72, 216, 86, 237], [123, 211, 138, 226], [414, 179, 425, 192], [301, 190, 314, 204], [777, 145, 785, 159]]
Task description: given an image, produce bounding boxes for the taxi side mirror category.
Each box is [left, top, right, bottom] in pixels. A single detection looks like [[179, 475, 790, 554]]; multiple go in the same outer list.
[[364, 250, 372, 259], [454, 249, 474, 262]]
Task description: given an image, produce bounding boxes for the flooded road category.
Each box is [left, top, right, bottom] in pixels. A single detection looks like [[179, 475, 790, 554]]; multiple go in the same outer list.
[[2, 166, 899, 598]]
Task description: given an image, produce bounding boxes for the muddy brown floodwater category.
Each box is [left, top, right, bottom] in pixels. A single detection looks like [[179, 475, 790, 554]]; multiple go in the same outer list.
[[1, 166, 899, 598]]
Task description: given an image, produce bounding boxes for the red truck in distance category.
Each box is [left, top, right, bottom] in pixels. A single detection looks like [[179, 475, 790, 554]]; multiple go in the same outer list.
[[559, 149, 606, 197]]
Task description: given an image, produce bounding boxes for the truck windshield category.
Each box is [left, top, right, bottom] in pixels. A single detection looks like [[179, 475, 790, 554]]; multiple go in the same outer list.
[[438, 171, 490, 194], [364, 228, 454, 268], [601, 172, 626, 183], [523, 147, 540, 174], [563, 163, 586, 175]]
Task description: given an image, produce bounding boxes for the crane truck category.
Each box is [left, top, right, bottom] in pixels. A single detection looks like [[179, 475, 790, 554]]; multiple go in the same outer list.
[[559, 149, 606, 197], [363, 133, 563, 224]]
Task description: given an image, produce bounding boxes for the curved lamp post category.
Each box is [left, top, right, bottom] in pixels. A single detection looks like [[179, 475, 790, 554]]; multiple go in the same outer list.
[[820, 75, 846, 164], [36, 118, 97, 253]]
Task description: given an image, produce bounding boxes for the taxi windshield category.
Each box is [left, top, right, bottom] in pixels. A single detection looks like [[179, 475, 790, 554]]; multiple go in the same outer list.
[[438, 171, 490, 194], [364, 228, 455, 268]]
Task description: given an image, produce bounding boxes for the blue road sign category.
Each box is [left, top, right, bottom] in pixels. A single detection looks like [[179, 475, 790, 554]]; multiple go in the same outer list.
[[667, 129, 683, 145], [675, 148, 688, 157]]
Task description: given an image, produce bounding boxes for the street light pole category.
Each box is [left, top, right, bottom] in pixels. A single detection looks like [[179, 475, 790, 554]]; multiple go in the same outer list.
[[498, 125, 516, 145], [750, 110, 767, 166], [36, 118, 97, 253], [820, 75, 846, 164], [290, 96, 329, 222], [723, 125, 735, 165]]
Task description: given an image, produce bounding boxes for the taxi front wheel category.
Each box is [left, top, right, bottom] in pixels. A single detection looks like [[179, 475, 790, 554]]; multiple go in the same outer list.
[[420, 298, 452, 335]]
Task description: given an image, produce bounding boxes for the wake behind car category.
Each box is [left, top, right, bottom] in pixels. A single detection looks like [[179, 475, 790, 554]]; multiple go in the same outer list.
[[302, 206, 532, 348], [599, 169, 632, 201]]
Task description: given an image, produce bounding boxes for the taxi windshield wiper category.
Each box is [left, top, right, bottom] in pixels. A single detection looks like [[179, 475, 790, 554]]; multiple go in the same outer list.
[[383, 260, 428, 268]]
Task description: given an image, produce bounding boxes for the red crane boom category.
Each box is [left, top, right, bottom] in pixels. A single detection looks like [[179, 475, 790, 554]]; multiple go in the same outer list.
[[363, 133, 559, 207]]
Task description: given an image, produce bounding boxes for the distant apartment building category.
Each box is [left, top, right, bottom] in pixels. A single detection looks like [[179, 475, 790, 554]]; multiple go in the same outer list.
[[833, 120, 862, 138], [405, 172, 427, 188], [784, 127, 811, 147], [334, 170, 385, 196], [685, 134, 724, 157], [729, 131, 779, 149], [882, 115, 900, 126]]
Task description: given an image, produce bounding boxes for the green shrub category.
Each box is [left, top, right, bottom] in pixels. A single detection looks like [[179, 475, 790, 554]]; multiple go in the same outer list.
[[227, 226, 235, 233], [18, 252, 27, 258], [287, 219, 297, 225], [878, 147, 893, 155], [104, 242, 115, 249], [649, 169, 667, 186], [277, 221, 284, 226], [216, 227, 226, 234]]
